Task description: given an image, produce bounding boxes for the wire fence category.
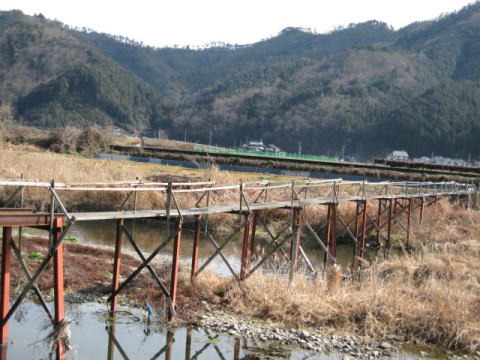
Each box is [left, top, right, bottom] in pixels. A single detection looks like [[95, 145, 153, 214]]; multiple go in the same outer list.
[[193, 145, 339, 163]]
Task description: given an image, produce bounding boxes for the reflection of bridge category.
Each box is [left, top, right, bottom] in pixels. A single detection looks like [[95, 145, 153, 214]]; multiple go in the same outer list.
[[0, 178, 475, 359], [107, 324, 255, 360]]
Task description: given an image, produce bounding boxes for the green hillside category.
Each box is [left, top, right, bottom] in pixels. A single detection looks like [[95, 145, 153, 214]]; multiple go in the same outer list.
[[2, 3, 480, 159], [0, 10, 172, 132]]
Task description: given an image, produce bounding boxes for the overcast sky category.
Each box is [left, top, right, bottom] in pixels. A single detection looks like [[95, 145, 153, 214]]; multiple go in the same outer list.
[[0, 0, 476, 48]]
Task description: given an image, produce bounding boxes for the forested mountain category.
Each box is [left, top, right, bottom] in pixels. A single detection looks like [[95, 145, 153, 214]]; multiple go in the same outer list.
[[0, 11, 172, 131], [2, 3, 480, 158], [72, 20, 397, 101]]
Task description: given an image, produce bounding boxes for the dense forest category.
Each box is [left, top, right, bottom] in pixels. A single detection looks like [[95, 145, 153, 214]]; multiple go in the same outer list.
[[2, 3, 480, 158]]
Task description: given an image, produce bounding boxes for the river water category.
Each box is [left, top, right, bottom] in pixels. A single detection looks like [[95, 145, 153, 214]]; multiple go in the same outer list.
[[10, 224, 450, 359], [6, 302, 430, 360]]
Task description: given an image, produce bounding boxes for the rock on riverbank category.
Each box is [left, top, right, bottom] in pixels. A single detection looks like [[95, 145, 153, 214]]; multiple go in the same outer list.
[[199, 311, 399, 359]]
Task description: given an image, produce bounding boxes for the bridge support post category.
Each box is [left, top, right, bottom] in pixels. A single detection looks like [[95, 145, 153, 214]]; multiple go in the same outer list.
[[352, 201, 361, 265], [289, 208, 303, 282], [406, 198, 412, 248], [240, 214, 251, 280], [376, 200, 382, 246], [53, 218, 65, 360], [110, 219, 124, 314], [0, 226, 12, 350], [249, 212, 258, 259], [323, 205, 332, 268], [419, 197, 425, 224], [169, 220, 183, 321], [385, 199, 393, 257], [331, 205, 337, 259], [191, 215, 201, 281], [360, 200, 368, 259]]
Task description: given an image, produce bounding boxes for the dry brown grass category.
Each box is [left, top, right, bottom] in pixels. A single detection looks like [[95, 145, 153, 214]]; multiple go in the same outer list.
[[0, 150, 239, 211], [191, 202, 480, 353]]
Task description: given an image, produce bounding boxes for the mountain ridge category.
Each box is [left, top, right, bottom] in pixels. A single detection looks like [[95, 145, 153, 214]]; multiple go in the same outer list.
[[2, 3, 480, 158]]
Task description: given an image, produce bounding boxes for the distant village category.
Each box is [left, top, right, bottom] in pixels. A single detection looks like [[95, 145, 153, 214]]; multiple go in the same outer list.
[[388, 150, 479, 167], [111, 128, 479, 167]]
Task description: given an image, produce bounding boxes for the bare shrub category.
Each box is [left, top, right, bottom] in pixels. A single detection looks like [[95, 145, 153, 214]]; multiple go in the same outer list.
[[76, 126, 110, 153], [47, 126, 81, 153]]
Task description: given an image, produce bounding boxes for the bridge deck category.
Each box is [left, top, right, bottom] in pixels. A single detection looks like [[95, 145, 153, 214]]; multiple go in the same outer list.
[[70, 190, 466, 221]]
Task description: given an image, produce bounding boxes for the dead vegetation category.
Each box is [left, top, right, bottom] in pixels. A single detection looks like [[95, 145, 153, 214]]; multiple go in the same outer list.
[[188, 201, 480, 353]]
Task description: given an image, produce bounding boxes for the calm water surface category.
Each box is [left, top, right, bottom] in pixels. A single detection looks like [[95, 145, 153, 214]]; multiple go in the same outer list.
[[5, 302, 428, 360]]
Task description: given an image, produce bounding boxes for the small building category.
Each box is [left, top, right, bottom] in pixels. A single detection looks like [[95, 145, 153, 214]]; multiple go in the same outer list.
[[388, 150, 409, 161], [241, 140, 283, 153], [264, 144, 282, 153]]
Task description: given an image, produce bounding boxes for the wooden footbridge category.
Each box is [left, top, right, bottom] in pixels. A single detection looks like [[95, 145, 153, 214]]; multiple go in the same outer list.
[[0, 177, 475, 358]]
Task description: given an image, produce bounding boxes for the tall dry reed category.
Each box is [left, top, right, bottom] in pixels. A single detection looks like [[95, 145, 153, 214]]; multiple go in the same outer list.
[[192, 202, 480, 353]]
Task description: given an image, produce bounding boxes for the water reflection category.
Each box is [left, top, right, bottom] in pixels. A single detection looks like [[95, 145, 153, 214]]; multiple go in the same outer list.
[[5, 302, 425, 360]]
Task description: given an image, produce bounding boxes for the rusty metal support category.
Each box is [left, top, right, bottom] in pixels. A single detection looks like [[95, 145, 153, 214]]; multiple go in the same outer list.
[[360, 200, 368, 259], [323, 205, 332, 268], [0, 213, 66, 227], [191, 215, 201, 280], [110, 219, 124, 314], [406, 198, 412, 247], [419, 197, 425, 224], [53, 218, 65, 360], [352, 201, 361, 265], [376, 200, 382, 245], [244, 225, 292, 280], [240, 214, 251, 280], [331, 204, 337, 259], [53, 218, 64, 324], [249, 212, 258, 258], [289, 208, 303, 282], [10, 240, 53, 322], [0, 220, 73, 329], [169, 220, 183, 321], [385, 199, 393, 257], [194, 225, 242, 280], [120, 225, 173, 314], [19, 174, 24, 252], [0, 227, 12, 346]]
